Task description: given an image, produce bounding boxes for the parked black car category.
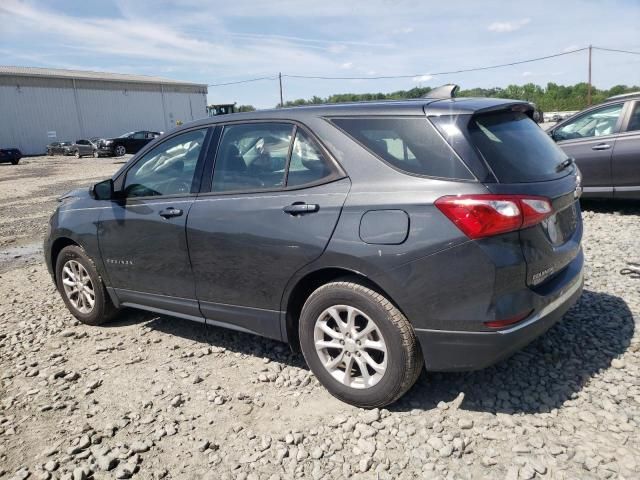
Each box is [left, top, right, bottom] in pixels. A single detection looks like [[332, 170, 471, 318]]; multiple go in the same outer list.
[[45, 92, 583, 407], [547, 92, 640, 199], [47, 142, 73, 156], [0, 148, 22, 165], [70, 139, 99, 158], [97, 131, 161, 157]]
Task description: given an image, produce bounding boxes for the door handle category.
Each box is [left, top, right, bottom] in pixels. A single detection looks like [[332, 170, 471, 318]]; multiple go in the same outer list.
[[159, 207, 183, 219], [283, 202, 319, 215], [592, 144, 611, 151]]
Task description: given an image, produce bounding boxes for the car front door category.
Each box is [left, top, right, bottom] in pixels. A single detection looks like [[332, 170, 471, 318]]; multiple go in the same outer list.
[[127, 132, 147, 153], [551, 102, 625, 198], [98, 127, 211, 319], [612, 100, 640, 199], [76, 140, 89, 155], [187, 122, 350, 339]]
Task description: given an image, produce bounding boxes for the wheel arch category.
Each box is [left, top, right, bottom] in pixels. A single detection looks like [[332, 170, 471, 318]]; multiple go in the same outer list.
[[283, 267, 400, 351], [50, 237, 81, 282]]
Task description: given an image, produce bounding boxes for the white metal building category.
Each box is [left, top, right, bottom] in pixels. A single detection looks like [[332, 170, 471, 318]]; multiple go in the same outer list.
[[0, 66, 208, 155]]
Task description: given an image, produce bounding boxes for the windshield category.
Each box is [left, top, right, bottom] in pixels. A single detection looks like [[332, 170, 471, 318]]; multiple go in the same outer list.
[[118, 132, 134, 138], [468, 111, 570, 183]]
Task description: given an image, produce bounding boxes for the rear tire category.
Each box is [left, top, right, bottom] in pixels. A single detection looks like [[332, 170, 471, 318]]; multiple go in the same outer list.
[[299, 281, 423, 408], [55, 245, 117, 326]]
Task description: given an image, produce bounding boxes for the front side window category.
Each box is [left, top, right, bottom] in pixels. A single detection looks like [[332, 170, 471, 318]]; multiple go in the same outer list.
[[286, 130, 335, 187], [123, 128, 207, 197], [212, 123, 294, 192], [555, 103, 623, 140], [132, 132, 147, 140], [331, 117, 473, 180]]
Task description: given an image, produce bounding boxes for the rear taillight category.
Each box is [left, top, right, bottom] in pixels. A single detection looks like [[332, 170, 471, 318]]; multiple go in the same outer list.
[[434, 194, 553, 239]]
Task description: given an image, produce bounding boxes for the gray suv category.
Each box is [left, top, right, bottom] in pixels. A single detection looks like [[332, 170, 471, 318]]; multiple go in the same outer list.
[[548, 92, 640, 199], [45, 93, 584, 407]]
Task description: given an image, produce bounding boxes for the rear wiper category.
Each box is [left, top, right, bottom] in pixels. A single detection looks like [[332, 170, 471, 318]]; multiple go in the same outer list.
[[556, 157, 574, 172]]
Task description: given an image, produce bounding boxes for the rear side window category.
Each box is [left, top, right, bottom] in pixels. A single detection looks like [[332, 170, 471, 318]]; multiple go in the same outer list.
[[287, 129, 335, 187], [468, 111, 569, 183], [331, 117, 474, 180]]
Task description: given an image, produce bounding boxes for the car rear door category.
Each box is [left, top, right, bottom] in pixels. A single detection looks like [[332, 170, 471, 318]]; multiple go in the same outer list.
[[550, 102, 626, 198], [612, 100, 640, 199], [98, 127, 211, 319], [186, 122, 349, 340]]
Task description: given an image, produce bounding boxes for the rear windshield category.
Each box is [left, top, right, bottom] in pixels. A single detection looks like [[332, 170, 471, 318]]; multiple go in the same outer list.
[[331, 117, 474, 180], [468, 111, 569, 183]]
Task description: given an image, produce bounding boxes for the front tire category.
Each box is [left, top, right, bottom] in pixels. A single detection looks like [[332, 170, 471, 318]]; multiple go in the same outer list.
[[11, 159, 19, 165], [55, 245, 117, 325], [114, 145, 126, 157], [93, 150, 99, 158], [75, 150, 81, 158], [299, 281, 423, 408]]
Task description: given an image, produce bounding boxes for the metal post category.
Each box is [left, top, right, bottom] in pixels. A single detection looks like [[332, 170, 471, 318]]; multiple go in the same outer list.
[[160, 84, 169, 131], [587, 45, 592, 106], [279, 72, 284, 108], [72, 78, 85, 139]]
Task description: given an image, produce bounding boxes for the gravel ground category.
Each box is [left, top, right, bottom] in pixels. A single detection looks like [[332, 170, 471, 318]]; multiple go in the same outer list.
[[0, 157, 639, 480]]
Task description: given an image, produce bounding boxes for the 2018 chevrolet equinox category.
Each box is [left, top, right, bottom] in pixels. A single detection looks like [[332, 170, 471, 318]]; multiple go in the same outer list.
[[45, 88, 584, 407]]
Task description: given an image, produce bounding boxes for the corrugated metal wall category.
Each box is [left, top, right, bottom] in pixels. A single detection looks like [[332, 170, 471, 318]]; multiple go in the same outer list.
[[0, 78, 207, 155]]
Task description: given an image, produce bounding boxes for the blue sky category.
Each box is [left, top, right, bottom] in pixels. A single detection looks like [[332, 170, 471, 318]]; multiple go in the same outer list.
[[1, 0, 639, 108]]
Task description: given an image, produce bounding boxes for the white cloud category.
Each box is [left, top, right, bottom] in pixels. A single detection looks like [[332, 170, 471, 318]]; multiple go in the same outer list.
[[341, 62, 353, 69], [488, 18, 530, 33], [563, 45, 580, 52], [394, 26, 414, 34], [412, 75, 432, 82], [522, 71, 532, 77], [0, 0, 349, 77]]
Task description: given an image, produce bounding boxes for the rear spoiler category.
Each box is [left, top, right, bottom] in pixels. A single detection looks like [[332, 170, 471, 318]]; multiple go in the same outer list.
[[425, 100, 535, 119]]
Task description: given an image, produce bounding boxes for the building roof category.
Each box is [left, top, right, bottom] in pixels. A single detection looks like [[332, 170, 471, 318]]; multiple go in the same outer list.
[[0, 66, 207, 88]]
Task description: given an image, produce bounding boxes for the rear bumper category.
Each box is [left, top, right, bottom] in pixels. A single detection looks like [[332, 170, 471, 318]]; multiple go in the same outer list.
[[416, 251, 583, 371]]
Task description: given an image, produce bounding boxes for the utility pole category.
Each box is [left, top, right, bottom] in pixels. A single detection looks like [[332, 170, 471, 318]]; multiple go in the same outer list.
[[278, 72, 284, 108], [587, 45, 592, 106]]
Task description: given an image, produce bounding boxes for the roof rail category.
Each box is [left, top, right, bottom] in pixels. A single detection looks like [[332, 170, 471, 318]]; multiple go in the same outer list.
[[605, 91, 640, 101], [423, 84, 459, 99]]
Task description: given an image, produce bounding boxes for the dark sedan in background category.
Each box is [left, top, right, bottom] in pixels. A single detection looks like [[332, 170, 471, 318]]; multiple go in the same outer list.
[[97, 130, 161, 157], [0, 148, 22, 165], [548, 91, 640, 199]]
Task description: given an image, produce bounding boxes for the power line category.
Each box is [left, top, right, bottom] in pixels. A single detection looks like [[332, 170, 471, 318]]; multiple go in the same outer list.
[[283, 47, 589, 80], [208, 75, 278, 87], [593, 46, 640, 56], [206, 45, 639, 93]]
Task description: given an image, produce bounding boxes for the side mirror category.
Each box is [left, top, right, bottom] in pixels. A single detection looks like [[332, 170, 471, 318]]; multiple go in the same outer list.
[[91, 178, 114, 200]]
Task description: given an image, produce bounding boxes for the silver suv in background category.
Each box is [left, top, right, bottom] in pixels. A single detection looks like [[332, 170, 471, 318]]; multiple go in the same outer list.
[[547, 92, 640, 199]]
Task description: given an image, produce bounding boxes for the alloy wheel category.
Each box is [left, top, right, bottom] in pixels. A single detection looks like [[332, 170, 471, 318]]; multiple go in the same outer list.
[[115, 145, 126, 156], [61, 260, 95, 314], [313, 305, 387, 389]]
